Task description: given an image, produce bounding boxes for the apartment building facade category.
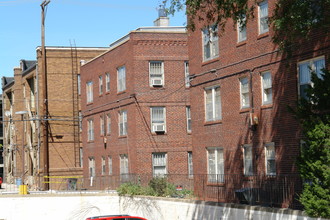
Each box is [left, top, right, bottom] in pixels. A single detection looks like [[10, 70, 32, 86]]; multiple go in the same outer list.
[[187, 0, 329, 208], [1, 47, 107, 190], [80, 17, 191, 188]]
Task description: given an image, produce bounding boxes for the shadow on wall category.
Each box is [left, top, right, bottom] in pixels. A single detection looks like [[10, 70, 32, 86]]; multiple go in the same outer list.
[[66, 202, 101, 220]]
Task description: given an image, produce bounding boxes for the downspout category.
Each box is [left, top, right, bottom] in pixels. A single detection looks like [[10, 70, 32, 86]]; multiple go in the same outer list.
[[36, 63, 41, 189]]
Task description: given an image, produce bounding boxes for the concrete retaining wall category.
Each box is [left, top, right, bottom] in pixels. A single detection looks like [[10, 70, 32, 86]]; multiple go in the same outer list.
[[0, 194, 324, 220]]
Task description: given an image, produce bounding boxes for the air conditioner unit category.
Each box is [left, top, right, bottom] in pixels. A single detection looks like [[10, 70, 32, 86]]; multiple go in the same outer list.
[[249, 113, 259, 126], [151, 78, 163, 86], [153, 124, 165, 133]]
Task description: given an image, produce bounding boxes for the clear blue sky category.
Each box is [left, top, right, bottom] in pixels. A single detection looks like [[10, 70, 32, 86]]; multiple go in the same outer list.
[[0, 0, 186, 78]]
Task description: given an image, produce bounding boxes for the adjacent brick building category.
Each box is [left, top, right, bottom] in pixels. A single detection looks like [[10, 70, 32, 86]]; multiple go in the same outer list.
[[187, 0, 329, 208], [2, 47, 107, 189], [80, 15, 191, 188]]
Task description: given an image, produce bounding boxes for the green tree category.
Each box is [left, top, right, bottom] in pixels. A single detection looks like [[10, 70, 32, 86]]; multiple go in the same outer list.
[[164, 0, 330, 50], [293, 69, 330, 218]]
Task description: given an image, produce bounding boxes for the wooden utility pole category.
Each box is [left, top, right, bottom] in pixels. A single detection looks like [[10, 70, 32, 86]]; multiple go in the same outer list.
[[41, 0, 50, 190]]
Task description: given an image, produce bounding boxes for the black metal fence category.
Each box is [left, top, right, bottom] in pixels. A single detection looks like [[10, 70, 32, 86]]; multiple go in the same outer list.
[[3, 174, 303, 210]]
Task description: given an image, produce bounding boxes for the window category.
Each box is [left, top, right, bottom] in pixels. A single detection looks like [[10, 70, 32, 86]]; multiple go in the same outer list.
[[106, 114, 111, 135], [120, 154, 129, 181], [101, 156, 106, 175], [258, 1, 269, 34], [149, 61, 164, 87], [77, 74, 81, 95], [243, 145, 253, 176], [185, 61, 190, 87], [119, 110, 127, 136], [100, 115, 105, 136], [205, 86, 222, 121], [117, 66, 126, 92], [261, 71, 272, 105], [186, 106, 192, 133], [240, 77, 250, 108], [88, 157, 95, 178], [87, 119, 94, 141], [265, 142, 276, 176], [207, 148, 224, 183], [151, 107, 166, 133], [27, 77, 35, 109], [86, 81, 93, 103], [203, 24, 219, 61], [98, 76, 103, 95], [78, 111, 82, 132], [237, 15, 247, 42], [152, 153, 167, 177], [188, 152, 193, 178], [79, 147, 83, 167], [108, 156, 112, 175], [298, 57, 325, 99], [106, 73, 110, 92]]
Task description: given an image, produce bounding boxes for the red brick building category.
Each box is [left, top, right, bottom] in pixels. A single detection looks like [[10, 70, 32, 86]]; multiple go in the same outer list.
[[80, 16, 191, 188], [187, 0, 329, 207]]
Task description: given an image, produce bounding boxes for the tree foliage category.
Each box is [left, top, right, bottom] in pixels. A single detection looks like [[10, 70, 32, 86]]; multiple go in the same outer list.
[[291, 69, 330, 218], [164, 0, 330, 49]]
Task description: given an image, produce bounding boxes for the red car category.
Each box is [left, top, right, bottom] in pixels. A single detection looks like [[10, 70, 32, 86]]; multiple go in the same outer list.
[[86, 215, 147, 220]]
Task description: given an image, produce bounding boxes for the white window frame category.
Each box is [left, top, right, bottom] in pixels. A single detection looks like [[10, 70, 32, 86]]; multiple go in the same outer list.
[[205, 86, 222, 122], [106, 113, 111, 135], [243, 144, 253, 176], [101, 156, 106, 175], [240, 77, 250, 109], [99, 75, 103, 95], [207, 147, 224, 183], [202, 24, 219, 61], [186, 106, 192, 133], [188, 152, 193, 179], [151, 107, 166, 133], [88, 157, 95, 178], [120, 154, 129, 181], [86, 81, 93, 103], [119, 110, 127, 136], [298, 56, 325, 99], [261, 71, 272, 105], [77, 74, 81, 95], [258, 0, 269, 34], [87, 118, 94, 141], [265, 142, 276, 176], [185, 61, 190, 87], [108, 156, 113, 175], [149, 61, 164, 87], [152, 153, 167, 177], [237, 15, 247, 42], [117, 66, 126, 93], [106, 73, 110, 92], [100, 115, 105, 136]]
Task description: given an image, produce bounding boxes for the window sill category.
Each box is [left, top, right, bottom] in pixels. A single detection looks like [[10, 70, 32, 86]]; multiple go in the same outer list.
[[86, 102, 94, 106], [207, 182, 225, 186], [204, 120, 222, 126], [257, 32, 269, 40], [236, 41, 247, 47], [117, 90, 126, 95], [98, 94, 103, 97], [202, 57, 220, 66], [261, 104, 273, 109], [151, 132, 167, 136], [239, 108, 251, 113], [118, 135, 127, 139]]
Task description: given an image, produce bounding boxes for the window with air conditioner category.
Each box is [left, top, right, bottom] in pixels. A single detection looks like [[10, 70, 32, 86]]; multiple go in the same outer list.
[[149, 61, 164, 87], [207, 147, 224, 183], [151, 107, 166, 133]]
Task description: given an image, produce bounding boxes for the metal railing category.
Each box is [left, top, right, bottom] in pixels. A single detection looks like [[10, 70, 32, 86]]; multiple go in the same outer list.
[[0, 174, 303, 210]]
